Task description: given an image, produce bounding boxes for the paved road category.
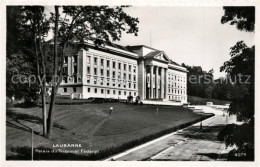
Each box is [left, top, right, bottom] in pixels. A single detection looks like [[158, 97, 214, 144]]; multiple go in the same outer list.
[[109, 106, 237, 161]]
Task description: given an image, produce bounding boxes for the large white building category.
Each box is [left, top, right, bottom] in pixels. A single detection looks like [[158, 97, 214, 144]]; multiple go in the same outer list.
[[57, 42, 188, 103]]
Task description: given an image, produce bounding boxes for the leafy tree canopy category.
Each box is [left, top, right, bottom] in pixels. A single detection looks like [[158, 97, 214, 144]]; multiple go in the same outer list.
[[221, 7, 255, 32]]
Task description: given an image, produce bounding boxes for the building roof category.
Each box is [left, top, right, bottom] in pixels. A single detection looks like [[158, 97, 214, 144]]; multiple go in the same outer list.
[[144, 50, 162, 59]]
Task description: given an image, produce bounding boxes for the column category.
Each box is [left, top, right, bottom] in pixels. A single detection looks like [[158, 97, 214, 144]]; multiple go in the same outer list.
[[160, 67, 164, 99], [155, 66, 159, 99], [144, 65, 147, 99], [164, 68, 168, 99], [150, 65, 154, 99]]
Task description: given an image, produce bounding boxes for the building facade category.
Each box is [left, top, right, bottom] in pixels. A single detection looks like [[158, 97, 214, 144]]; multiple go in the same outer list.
[[57, 42, 188, 103]]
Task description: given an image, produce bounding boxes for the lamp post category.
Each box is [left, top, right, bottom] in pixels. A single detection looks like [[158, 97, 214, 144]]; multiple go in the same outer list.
[[31, 124, 40, 161]]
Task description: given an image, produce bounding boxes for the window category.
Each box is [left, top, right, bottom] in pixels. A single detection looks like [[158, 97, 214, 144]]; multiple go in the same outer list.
[[107, 79, 110, 86], [118, 72, 121, 79], [87, 56, 91, 64], [88, 88, 90, 92], [94, 57, 97, 65], [100, 79, 103, 85], [129, 92, 131, 96], [101, 89, 104, 94], [107, 60, 110, 67], [74, 75, 77, 83], [113, 90, 116, 95], [133, 66, 136, 73], [94, 78, 97, 84], [113, 62, 116, 69], [124, 91, 126, 95], [95, 88, 97, 93], [119, 91, 121, 95], [63, 88, 67, 92], [73, 55, 77, 63], [74, 66, 77, 74], [118, 83, 121, 87], [123, 73, 126, 80], [113, 80, 115, 87], [129, 65, 131, 71], [64, 76, 68, 83], [134, 92, 136, 96], [63, 67, 68, 73], [87, 66, 90, 74], [87, 77, 90, 83], [118, 63, 121, 70], [107, 89, 110, 94], [100, 69, 104, 76], [112, 71, 115, 78], [100, 59, 104, 66], [124, 64, 126, 71], [134, 84, 136, 89], [107, 70, 110, 77], [129, 74, 131, 80], [73, 87, 76, 92], [64, 57, 68, 63], [133, 75, 136, 81], [94, 68, 97, 75]]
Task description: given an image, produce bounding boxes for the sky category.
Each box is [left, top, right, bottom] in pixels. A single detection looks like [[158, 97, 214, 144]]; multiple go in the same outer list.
[[44, 6, 255, 79], [114, 7, 255, 79]]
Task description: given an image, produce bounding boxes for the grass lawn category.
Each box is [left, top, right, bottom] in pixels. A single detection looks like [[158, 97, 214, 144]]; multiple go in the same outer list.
[[188, 96, 231, 105], [6, 103, 212, 160]]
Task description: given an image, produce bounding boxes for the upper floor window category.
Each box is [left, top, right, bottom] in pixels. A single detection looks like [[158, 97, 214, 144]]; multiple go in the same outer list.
[[94, 57, 97, 65], [113, 61, 116, 69], [87, 66, 90, 74], [94, 68, 97, 75], [118, 63, 121, 70], [129, 65, 131, 72], [107, 60, 110, 67], [64, 57, 68, 63], [124, 64, 126, 71], [73, 55, 77, 63], [87, 56, 91, 64], [100, 59, 104, 66]]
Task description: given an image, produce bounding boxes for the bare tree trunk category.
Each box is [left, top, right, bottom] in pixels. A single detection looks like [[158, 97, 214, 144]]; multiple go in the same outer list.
[[37, 18, 47, 137], [47, 6, 59, 138], [33, 7, 47, 137]]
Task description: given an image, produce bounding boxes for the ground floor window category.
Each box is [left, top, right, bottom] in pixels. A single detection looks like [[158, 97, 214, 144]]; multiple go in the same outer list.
[[88, 88, 90, 92], [101, 89, 104, 94], [73, 87, 76, 92], [113, 90, 116, 95], [107, 90, 110, 94], [119, 91, 121, 95], [64, 88, 67, 93], [95, 88, 97, 93]]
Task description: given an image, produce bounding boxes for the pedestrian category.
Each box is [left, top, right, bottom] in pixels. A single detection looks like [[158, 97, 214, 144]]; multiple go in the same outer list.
[[110, 107, 113, 114]]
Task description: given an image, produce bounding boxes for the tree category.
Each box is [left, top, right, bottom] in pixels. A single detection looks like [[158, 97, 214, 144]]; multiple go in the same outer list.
[[46, 6, 139, 138], [7, 6, 50, 136], [221, 7, 255, 32], [218, 6, 255, 160]]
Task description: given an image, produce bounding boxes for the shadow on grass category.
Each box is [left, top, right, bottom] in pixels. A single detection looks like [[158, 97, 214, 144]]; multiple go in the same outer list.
[[6, 114, 215, 160], [6, 109, 68, 134]]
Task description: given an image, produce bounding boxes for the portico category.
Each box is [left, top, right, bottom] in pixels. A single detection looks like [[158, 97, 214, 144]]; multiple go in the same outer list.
[[145, 65, 168, 99]]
